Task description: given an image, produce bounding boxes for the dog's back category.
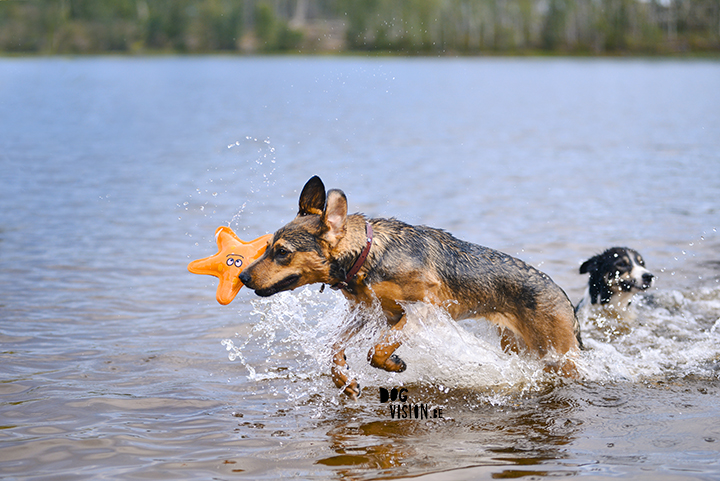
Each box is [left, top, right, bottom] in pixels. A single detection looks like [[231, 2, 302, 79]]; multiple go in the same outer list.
[[358, 217, 582, 355]]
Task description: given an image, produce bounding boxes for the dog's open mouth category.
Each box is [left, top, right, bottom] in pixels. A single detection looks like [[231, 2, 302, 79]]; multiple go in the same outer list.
[[255, 274, 300, 297], [619, 279, 639, 292], [620, 277, 653, 292]]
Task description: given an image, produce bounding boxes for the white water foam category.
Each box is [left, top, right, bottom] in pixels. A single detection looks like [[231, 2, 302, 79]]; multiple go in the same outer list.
[[577, 286, 720, 382], [223, 285, 720, 403]]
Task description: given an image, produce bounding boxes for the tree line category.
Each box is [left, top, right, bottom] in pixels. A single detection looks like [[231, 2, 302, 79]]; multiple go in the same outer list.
[[1, 0, 718, 55]]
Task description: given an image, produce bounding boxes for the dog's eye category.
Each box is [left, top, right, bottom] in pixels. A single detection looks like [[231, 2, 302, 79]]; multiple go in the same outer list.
[[275, 247, 290, 258]]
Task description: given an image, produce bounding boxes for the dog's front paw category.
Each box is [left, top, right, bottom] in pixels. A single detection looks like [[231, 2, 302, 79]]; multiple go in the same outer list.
[[343, 379, 361, 400], [387, 354, 407, 372], [331, 363, 361, 399], [368, 347, 407, 372]]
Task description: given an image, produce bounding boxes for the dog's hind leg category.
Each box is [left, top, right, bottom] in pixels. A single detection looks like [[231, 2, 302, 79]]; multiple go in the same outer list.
[[367, 315, 408, 373]]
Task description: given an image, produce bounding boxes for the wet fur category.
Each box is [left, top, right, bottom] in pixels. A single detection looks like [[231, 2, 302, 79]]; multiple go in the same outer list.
[[576, 247, 654, 313], [240, 176, 582, 398]]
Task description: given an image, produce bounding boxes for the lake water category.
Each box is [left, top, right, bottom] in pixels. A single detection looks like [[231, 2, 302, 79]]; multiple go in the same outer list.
[[1, 56, 720, 480]]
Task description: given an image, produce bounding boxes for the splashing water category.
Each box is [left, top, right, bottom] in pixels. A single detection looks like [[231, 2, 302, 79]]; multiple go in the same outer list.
[[221, 287, 530, 397], [180, 136, 280, 243], [227, 137, 278, 231], [223, 283, 720, 405], [222, 287, 362, 404], [578, 286, 720, 382]]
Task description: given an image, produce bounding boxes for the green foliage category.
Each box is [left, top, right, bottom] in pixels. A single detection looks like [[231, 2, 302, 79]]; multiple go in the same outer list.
[[0, 0, 718, 55], [253, 2, 302, 51], [542, 0, 568, 51]]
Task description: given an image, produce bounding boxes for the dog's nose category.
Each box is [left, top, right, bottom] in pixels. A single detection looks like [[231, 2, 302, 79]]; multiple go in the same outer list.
[[238, 271, 252, 286], [642, 272, 654, 285]]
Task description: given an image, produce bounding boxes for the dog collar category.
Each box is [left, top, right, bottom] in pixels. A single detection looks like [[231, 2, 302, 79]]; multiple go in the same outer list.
[[331, 222, 373, 291]]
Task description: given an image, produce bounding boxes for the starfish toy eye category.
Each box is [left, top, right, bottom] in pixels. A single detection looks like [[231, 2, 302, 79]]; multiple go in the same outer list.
[[188, 226, 271, 305]]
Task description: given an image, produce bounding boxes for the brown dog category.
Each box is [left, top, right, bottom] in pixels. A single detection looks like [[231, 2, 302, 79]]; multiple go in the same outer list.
[[240, 176, 582, 397]]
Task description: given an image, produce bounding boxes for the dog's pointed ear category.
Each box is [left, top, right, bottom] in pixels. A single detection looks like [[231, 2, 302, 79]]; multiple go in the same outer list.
[[322, 189, 347, 247], [298, 176, 326, 217]]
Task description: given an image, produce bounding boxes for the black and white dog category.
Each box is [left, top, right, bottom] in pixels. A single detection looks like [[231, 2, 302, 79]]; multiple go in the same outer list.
[[576, 247, 654, 319]]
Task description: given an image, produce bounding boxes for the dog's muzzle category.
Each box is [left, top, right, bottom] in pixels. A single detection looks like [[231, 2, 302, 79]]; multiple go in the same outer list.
[[242, 273, 300, 297], [620, 271, 654, 292], [238, 271, 254, 289]]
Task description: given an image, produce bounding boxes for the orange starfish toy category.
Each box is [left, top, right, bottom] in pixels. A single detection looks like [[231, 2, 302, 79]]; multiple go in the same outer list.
[[188, 227, 272, 305]]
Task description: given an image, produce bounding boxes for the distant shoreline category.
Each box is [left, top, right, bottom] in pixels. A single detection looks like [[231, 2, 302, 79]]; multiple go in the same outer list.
[[2, 1, 718, 58], [2, 51, 719, 60]]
